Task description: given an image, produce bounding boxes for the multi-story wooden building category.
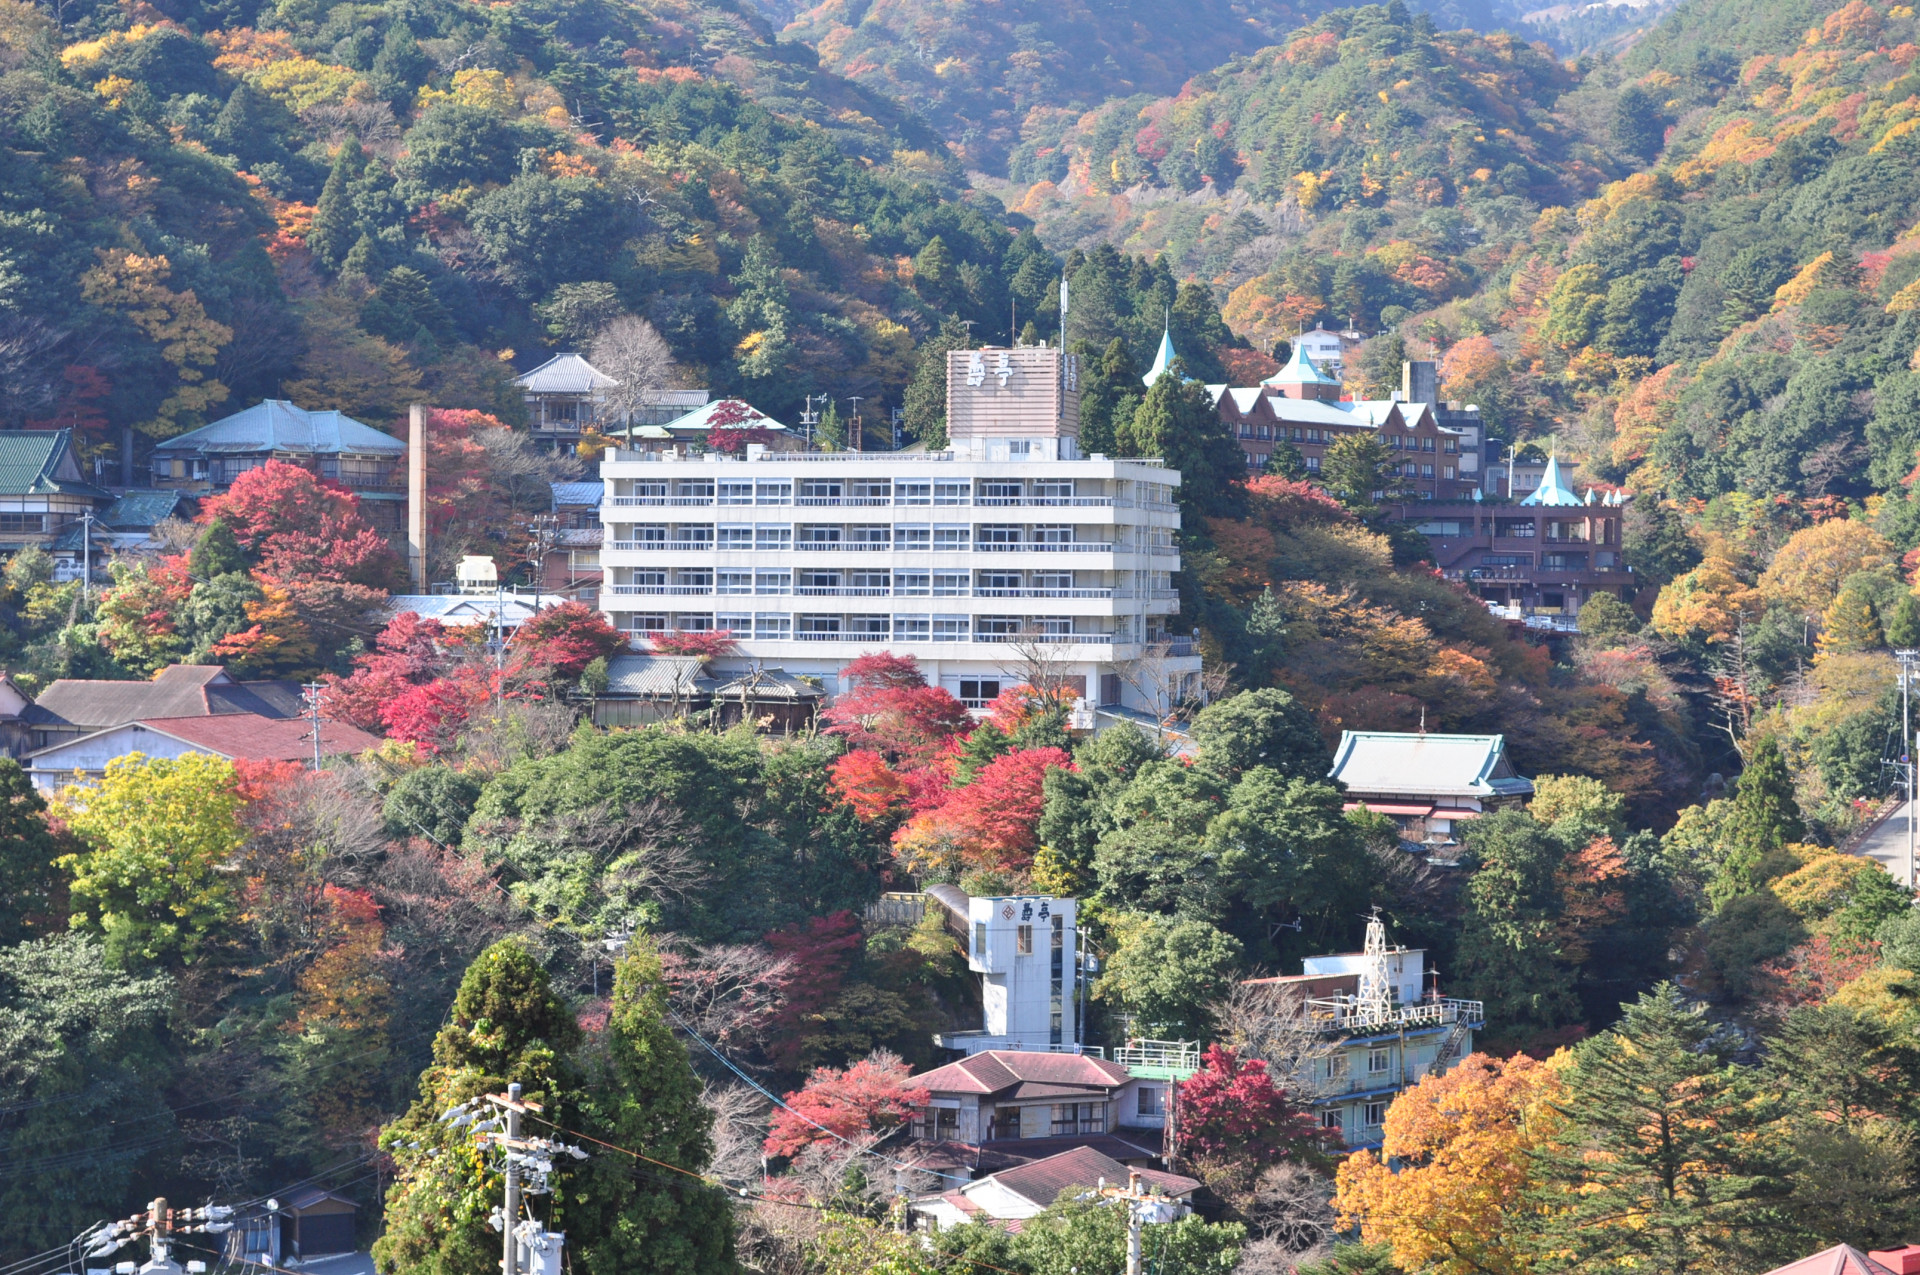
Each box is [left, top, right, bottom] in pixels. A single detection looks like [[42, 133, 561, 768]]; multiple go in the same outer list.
[[148, 401, 407, 527], [0, 430, 113, 569], [1395, 451, 1632, 618]]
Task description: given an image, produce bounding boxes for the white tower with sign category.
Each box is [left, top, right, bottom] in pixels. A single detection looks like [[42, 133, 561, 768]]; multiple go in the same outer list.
[[937, 893, 1080, 1055]]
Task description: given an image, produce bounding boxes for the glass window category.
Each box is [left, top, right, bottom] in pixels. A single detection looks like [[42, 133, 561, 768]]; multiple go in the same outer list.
[[934, 482, 970, 505], [933, 571, 969, 596], [978, 571, 1022, 594], [895, 570, 931, 596], [973, 922, 986, 958], [716, 611, 752, 631], [848, 615, 888, 636], [632, 524, 667, 543], [1365, 1102, 1387, 1127], [675, 613, 714, 631], [894, 614, 931, 640], [1016, 925, 1033, 955], [1032, 480, 1073, 502], [717, 524, 753, 547], [958, 679, 1000, 706], [934, 525, 970, 549], [717, 571, 752, 595], [718, 481, 753, 505], [679, 523, 714, 544], [896, 482, 931, 505], [932, 616, 969, 642], [797, 524, 840, 544], [1032, 524, 1071, 544], [897, 525, 931, 549], [848, 571, 890, 593], [754, 613, 791, 639], [1369, 1048, 1391, 1074], [977, 524, 1021, 544], [1137, 1087, 1163, 1116], [848, 524, 890, 544], [756, 525, 792, 550], [755, 481, 791, 504], [980, 481, 1022, 502], [755, 570, 791, 594], [1322, 1110, 1344, 1131]]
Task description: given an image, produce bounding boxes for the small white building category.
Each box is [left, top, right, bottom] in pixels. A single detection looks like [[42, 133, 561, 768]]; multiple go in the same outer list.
[[1295, 325, 1348, 375], [936, 892, 1080, 1055]]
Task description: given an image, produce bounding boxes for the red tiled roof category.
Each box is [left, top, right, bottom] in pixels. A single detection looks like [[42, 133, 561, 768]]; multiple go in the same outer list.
[[1765, 1247, 1899, 1275], [914, 1050, 1133, 1096], [940, 1192, 981, 1215], [990, 1146, 1199, 1209], [137, 713, 381, 760], [906, 1134, 1162, 1177]]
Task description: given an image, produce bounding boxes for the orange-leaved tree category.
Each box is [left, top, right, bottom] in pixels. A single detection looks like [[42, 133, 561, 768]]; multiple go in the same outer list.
[[1335, 1051, 1568, 1275]]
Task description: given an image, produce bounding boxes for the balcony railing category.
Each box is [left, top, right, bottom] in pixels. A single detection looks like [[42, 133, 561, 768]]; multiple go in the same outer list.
[[973, 588, 1114, 599], [1304, 995, 1485, 1035], [973, 632, 1114, 644], [973, 497, 1115, 507], [1111, 1040, 1201, 1071], [974, 542, 1117, 553]]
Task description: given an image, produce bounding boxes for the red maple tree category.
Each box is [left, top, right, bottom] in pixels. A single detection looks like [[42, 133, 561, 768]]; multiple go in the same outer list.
[[702, 400, 779, 454], [649, 628, 738, 659], [820, 653, 972, 767], [201, 460, 405, 590], [761, 910, 864, 1072], [763, 1052, 931, 1158], [828, 749, 909, 823], [510, 601, 624, 678], [1176, 1045, 1330, 1177], [324, 611, 454, 730]]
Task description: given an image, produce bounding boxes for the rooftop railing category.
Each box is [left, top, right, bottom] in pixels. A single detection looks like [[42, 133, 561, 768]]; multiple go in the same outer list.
[[1304, 996, 1485, 1035], [1112, 1040, 1201, 1071]]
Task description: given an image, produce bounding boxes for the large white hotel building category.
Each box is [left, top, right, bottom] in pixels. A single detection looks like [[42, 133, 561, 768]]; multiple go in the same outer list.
[[596, 346, 1201, 714]]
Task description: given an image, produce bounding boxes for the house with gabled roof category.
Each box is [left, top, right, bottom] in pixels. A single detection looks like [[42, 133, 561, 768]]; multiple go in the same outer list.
[[25, 712, 379, 789], [23, 664, 306, 752], [909, 1144, 1198, 1232], [904, 1050, 1170, 1178], [0, 429, 113, 563], [149, 400, 407, 526], [1329, 730, 1534, 846]]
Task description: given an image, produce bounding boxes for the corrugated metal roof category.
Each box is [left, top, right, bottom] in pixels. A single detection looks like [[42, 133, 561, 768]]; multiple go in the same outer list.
[[103, 490, 192, 528], [153, 401, 404, 457], [0, 430, 112, 500], [515, 353, 617, 394], [709, 668, 820, 701], [603, 653, 715, 696], [550, 480, 604, 507], [1329, 731, 1533, 800]]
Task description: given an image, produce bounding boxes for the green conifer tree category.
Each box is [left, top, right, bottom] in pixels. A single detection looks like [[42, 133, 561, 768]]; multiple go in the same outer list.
[[1710, 734, 1806, 908], [309, 141, 366, 271], [574, 938, 736, 1275], [1527, 983, 1789, 1274], [902, 316, 970, 449], [816, 400, 845, 451], [1077, 338, 1140, 456], [1886, 593, 1920, 649], [1453, 809, 1582, 1042], [373, 941, 585, 1275], [189, 518, 248, 579], [1116, 358, 1245, 518]]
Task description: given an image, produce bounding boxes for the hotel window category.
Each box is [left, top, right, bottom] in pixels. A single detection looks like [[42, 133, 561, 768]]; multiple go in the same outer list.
[[1421, 464, 1435, 478], [978, 524, 1021, 544], [1421, 437, 1436, 452], [897, 481, 932, 505], [958, 678, 1000, 706], [716, 611, 752, 633], [625, 613, 667, 632], [680, 523, 714, 544], [848, 615, 888, 637], [632, 523, 667, 543], [897, 524, 931, 549], [1443, 466, 1457, 479], [1305, 455, 1321, 471], [933, 481, 970, 505], [1033, 480, 1073, 502], [894, 615, 931, 640], [973, 921, 986, 958], [1290, 427, 1304, 441], [1032, 524, 1071, 544], [934, 525, 971, 549], [717, 524, 753, 548], [1017, 924, 1033, 955], [755, 481, 791, 505], [932, 616, 969, 642], [933, 571, 970, 596], [1443, 438, 1458, 453], [755, 525, 792, 550], [718, 481, 753, 505], [755, 570, 791, 595], [753, 613, 791, 639], [716, 571, 752, 595], [675, 613, 714, 631], [896, 570, 931, 595]]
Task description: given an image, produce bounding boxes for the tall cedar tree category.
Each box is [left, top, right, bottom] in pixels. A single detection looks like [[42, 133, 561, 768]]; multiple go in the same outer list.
[[902, 315, 971, 449], [373, 941, 585, 1275], [1453, 810, 1581, 1043], [1763, 1004, 1920, 1248], [1076, 337, 1141, 456], [575, 937, 737, 1275], [1115, 357, 1246, 519], [1527, 983, 1789, 1275], [1712, 735, 1806, 907]]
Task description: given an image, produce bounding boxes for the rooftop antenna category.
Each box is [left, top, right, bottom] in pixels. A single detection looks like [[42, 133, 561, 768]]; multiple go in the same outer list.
[[848, 396, 863, 453], [1356, 909, 1394, 1028], [1418, 704, 1427, 735]]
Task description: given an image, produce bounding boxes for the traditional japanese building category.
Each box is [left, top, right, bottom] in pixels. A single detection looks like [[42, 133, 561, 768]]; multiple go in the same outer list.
[[1329, 729, 1535, 846]]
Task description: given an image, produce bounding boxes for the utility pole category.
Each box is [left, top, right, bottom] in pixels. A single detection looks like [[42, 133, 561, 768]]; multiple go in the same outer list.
[[1097, 1170, 1181, 1275], [1901, 650, 1918, 888], [300, 681, 327, 771], [848, 397, 863, 454], [72, 1198, 234, 1275], [79, 509, 96, 605], [502, 1083, 523, 1275], [439, 1085, 589, 1275]]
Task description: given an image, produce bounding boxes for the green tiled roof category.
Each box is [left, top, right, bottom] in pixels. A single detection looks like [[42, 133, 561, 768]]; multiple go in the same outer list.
[[0, 430, 112, 500]]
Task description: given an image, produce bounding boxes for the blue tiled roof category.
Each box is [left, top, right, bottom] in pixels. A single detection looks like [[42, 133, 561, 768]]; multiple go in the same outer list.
[[153, 401, 404, 457]]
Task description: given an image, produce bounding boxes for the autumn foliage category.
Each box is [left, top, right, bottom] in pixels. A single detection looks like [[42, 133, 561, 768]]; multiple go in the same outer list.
[[1175, 1045, 1330, 1187], [820, 653, 971, 765], [201, 459, 405, 590], [763, 1051, 931, 1157], [1335, 1052, 1568, 1275]]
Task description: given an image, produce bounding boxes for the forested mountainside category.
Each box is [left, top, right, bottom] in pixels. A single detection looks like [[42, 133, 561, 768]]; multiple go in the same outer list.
[[776, 0, 1554, 172], [0, 0, 1070, 454]]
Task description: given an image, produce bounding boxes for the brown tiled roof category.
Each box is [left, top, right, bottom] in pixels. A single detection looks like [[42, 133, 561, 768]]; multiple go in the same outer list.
[[1003, 1081, 1115, 1100], [906, 1133, 1161, 1177], [27, 666, 305, 730], [991, 1145, 1198, 1209], [914, 1051, 1133, 1096], [940, 1192, 981, 1215]]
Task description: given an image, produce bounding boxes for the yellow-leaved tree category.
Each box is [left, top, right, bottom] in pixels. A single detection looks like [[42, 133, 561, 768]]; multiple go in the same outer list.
[[55, 752, 247, 967], [79, 250, 232, 437], [1758, 519, 1891, 621], [1335, 1051, 1569, 1275], [1650, 557, 1763, 645]]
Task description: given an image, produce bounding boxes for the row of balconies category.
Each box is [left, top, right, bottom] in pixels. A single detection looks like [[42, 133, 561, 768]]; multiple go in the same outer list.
[[606, 585, 1174, 599], [606, 534, 1176, 553], [608, 494, 1128, 508]]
